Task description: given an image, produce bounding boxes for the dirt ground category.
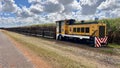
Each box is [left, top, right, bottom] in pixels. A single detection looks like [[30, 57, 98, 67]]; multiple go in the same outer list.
[[0, 30, 35, 68], [3, 30, 120, 68], [5, 32, 52, 68]]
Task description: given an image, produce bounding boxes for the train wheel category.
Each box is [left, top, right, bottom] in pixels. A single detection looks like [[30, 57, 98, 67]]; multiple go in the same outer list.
[[89, 41, 95, 47], [58, 35, 63, 40]]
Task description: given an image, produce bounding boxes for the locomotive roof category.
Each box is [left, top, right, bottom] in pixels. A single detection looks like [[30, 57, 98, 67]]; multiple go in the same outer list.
[[71, 21, 99, 25]]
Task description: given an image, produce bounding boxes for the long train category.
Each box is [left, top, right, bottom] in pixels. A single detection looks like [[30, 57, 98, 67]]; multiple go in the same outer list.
[[4, 19, 108, 48]]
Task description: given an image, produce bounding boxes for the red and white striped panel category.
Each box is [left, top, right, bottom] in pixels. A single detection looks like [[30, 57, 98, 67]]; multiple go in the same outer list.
[[95, 36, 108, 48]]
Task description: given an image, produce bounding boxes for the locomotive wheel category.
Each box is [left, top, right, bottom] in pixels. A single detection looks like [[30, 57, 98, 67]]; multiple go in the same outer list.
[[58, 35, 63, 40]]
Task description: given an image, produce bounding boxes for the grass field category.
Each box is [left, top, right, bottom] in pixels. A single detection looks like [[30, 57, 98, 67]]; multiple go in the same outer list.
[[108, 44, 120, 48], [3, 31, 87, 68], [3, 30, 120, 68]]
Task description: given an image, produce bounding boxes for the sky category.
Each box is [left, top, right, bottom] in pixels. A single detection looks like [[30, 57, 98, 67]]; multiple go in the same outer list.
[[0, 0, 120, 27]]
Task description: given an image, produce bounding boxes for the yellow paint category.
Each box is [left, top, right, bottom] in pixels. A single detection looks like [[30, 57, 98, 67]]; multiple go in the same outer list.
[[56, 20, 106, 37]]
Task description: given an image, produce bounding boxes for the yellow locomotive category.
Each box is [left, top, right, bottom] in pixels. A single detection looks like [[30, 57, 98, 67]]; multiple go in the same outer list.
[[56, 19, 108, 47]]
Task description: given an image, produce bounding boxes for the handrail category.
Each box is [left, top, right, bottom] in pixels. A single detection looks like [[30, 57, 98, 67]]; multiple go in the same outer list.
[[91, 30, 98, 36]]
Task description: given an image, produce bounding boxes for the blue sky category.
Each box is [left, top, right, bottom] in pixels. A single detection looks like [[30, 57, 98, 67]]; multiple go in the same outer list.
[[14, 0, 31, 8], [0, 0, 120, 27]]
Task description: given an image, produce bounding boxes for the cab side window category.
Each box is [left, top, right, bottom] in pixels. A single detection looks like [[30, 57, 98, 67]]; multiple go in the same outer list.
[[85, 27, 89, 33], [77, 28, 80, 32], [73, 28, 76, 32], [81, 27, 84, 33]]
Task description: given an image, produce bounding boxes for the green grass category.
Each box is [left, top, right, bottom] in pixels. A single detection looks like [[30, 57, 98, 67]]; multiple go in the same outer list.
[[3, 30, 120, 67], [3, 31, 86, 68], [101, 49, 115, 54], [100, 44, 120, 55], [108, 44, 120, 48]]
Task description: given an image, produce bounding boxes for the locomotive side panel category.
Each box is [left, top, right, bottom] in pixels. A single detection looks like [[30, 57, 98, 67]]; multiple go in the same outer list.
[[56, 19, 107, 47]]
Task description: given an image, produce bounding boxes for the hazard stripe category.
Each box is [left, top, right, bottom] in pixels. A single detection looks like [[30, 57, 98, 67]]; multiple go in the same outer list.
[[96, 41, 100, 47], [104, 37, 108, 43], [95, 37, 101, 47], [96, 39, 101, 46], [102, 37, 107, 43], [96, 44, 99, 48], [97, 37, 102, 43], [95, 37, 98, 47], [102, 38, 105, 43], [101, 38, 103, 42], [95, 36, 108, 47]]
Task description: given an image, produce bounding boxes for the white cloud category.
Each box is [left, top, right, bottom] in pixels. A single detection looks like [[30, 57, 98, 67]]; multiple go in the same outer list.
[[2, 0, 19, 13], [0, 2, 2, 11], [0, 17, 16, 27], [58, 0, 74, 5], [80, 0, 98, 6], [30, 4, 43, 14], [62, 0, 81, 14], [28, 0, 80, 14], [42, 1, 64, 13], [110, 8, 120, 18], [28, 0, 41, 4], [0, 0, 120, 27], [98, 0, 120, 10], [16, 6, 34, 18], [80, 0, 106, 15], [96, 0, 120, 18]]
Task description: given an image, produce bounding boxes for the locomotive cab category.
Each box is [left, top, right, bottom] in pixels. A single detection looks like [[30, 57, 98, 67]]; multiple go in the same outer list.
[[56, 19, 75, 40]]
